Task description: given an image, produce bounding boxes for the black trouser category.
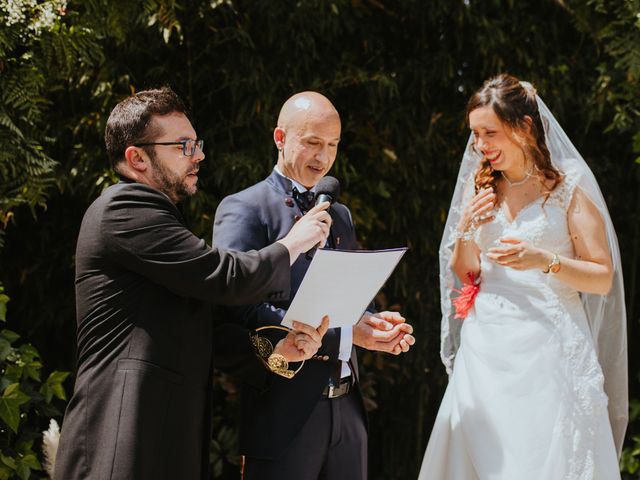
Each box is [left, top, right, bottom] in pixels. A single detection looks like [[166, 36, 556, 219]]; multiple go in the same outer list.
[[243, 391, 367, 480]]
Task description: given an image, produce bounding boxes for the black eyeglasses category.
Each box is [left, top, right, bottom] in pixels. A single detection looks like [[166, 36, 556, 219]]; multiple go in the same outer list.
[[134, 139, 204, 156]]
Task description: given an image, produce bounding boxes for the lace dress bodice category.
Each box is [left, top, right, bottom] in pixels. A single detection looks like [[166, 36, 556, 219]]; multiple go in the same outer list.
[[475, 177, 578, 299]]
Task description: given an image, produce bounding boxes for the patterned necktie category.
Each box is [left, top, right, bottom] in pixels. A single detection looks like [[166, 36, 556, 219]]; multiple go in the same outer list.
[[292, 187, 316, 212]]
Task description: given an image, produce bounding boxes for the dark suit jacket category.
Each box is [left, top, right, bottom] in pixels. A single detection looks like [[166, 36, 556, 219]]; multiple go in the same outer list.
[[54, 180, 291, 480], [212, 170, 366, 460]]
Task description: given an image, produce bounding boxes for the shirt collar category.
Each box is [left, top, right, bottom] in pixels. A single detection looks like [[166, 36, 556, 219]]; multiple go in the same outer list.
[[273, 166, 317, 193]]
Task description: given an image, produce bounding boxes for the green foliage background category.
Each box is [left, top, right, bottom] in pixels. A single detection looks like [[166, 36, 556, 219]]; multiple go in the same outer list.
[[0, 0, 639, 478]]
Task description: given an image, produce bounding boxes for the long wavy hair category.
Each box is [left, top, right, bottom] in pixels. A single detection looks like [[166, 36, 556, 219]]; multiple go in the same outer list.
[[466, 74, 562, 196]]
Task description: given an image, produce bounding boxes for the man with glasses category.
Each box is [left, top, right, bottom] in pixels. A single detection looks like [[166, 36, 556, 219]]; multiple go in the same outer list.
[[54, 87, 332, 480]]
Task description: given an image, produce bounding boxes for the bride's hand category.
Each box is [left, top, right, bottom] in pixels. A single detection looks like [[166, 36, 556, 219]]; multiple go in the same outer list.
[[458, 188, 497, 233], [486, 237, 549, 270]]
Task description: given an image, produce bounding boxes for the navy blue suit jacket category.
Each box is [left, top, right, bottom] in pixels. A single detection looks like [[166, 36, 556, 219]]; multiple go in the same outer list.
[[213, 169, 366, 459]]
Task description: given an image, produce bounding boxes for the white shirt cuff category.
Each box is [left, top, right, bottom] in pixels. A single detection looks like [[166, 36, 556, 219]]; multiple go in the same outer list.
[[338, 326, 353, 361]]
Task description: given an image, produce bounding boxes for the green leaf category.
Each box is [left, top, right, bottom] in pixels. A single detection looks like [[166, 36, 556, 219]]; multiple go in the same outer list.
[[0, 378, 11, 394], [47, 370, 70, 384], [15, 463, 29, 480], [18, 344, 39, 363], [14, 452, 40, 480], [22, 360, 42, 382], [2, 365, 21, 385], [0, 339, 12, 363], [16, 440, 34, 456], [633, 131, 640, 154], [0, 294, 8, 322], [0, 463, 12, 480], [0, 330, 20, 344], [0, 384, 30, 433], [40, 370, 70, 402], [0, 454, 16, 470], [20, 454, 40, 470], [377, 181, 391, 199]]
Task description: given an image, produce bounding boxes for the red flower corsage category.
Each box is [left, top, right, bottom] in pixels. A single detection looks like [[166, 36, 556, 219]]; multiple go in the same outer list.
[[452, 273, 480, 320]]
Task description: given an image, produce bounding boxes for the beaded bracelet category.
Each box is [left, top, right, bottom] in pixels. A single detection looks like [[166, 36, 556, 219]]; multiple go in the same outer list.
[[453, 220, 478, 242]]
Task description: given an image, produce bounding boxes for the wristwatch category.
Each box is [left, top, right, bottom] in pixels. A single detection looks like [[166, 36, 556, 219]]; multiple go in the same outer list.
[[249, 326, 304, 379], [542, 253, 561, 274], [267, 353, 295, 379]]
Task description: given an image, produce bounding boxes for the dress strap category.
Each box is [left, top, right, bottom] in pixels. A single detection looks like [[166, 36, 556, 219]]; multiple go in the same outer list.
[[548, 161, 581, 210]]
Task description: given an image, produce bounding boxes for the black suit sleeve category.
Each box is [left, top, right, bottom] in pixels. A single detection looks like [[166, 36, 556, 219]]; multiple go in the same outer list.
[[100, 184, 290, 306], [211, 321, 269, 387]]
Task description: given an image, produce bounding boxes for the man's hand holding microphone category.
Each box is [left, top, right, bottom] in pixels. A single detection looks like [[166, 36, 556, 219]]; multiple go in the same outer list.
[[277, 202, 332, 265], [269, 202, 332, 366]]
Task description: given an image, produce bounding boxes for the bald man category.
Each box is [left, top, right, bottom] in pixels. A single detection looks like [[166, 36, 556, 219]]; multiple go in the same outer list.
[[212, 92, 414, 480]]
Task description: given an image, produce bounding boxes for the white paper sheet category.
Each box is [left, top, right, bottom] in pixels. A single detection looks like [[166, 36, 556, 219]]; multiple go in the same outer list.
[[281, 248, 407, 329]]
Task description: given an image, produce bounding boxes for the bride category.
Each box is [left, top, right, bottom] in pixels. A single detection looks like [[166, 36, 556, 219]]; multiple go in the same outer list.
[[419, 74, 628, 479]]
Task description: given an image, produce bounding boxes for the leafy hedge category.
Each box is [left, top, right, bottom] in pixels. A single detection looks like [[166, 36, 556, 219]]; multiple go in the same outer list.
[[0, 287, 68, 480]]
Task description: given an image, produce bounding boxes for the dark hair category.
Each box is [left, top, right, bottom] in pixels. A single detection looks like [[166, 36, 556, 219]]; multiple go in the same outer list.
[[105, 87, 188, 170], [466, 74, 561, 195]]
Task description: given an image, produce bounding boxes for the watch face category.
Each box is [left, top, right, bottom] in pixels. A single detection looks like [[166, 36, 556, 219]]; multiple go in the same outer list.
[[268, 354, 287, 370]]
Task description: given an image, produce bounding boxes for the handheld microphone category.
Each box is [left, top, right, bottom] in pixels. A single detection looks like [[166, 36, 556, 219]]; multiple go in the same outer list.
[[306, 176, 340, 258], [314, 176, 340, 206]]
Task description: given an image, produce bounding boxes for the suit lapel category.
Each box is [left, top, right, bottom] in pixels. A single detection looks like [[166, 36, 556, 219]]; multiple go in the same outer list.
[[265, 169, 294, 196]]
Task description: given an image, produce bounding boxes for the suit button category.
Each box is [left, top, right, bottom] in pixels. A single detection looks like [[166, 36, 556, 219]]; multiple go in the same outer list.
[[285, 198, 294, 207], [293, 215, 301, 221]]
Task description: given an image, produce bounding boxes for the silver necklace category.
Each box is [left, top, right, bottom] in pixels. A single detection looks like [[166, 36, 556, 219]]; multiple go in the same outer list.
[[501, 170, 531, 187]]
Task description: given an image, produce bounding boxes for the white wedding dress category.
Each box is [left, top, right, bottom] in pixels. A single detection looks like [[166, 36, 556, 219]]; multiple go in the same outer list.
[[419, 170, 621, 479]]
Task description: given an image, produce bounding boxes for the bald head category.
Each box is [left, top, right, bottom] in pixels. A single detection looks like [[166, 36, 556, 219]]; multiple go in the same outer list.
[[277, 92, 340, 132], [274, 92, 341, 188]]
